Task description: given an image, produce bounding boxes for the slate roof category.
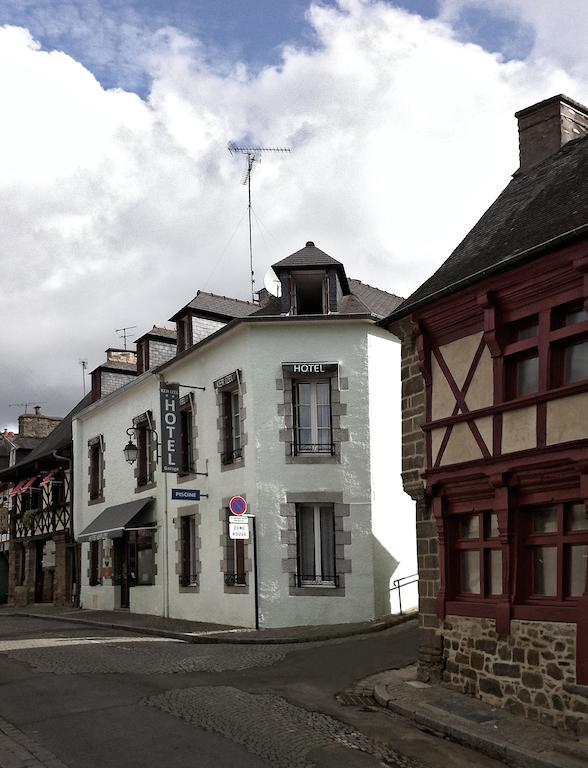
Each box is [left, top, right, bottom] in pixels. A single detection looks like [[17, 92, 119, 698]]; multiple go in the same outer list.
[[0, 394, 92, 477], [386, 130, 588, 321], [135, 325, 177, 344], [170, 291, 257, 322], [251, 278, 402, 319], [272, 242, 344, 270], [347, 279, 404, 319], [11, 436, 44, 452]]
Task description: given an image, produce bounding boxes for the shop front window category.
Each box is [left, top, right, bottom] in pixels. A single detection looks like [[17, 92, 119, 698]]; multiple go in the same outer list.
[[451, 511, 502, 598], [523, 503, 588, 601]]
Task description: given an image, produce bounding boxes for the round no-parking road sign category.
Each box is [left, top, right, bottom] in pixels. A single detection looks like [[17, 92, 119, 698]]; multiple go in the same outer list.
[[229, 495, 248, 515]]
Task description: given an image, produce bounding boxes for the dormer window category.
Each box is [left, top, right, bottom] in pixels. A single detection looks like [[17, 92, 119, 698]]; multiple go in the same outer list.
[[291, 272, 327, 315], [177, 315, 192, 353]]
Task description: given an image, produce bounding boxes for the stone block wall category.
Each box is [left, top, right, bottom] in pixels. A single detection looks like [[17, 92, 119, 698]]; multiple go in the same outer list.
[[192, 317, 225, 345], [443, 615, 588, 734], [391, 318, 443, 682], [101, 370, 135, 398], [148, 339, 176, 368]]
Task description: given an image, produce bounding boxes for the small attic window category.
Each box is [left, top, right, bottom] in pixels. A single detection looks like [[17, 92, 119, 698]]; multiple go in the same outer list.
[[292, 272, 327, 315]]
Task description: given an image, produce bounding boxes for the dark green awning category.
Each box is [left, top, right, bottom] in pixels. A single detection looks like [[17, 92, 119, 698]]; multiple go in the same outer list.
[[77, 497, 155, 542]]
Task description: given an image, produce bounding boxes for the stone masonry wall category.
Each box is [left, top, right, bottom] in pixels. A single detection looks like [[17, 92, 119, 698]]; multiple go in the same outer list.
[[443, 615, 588, 735], [148, 339, 176, 368], [100, 370, 135, 398], [390, 318, 443, 681], [192, 317, 225, 345]]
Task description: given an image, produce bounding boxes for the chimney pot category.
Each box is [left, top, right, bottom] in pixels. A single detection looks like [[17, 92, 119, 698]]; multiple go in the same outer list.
[[34, 405, 41, 415], [515, 94, 588, 174]]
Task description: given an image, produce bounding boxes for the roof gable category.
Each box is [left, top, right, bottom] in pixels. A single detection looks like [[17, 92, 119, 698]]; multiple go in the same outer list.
[[272, 241, 344, 271]]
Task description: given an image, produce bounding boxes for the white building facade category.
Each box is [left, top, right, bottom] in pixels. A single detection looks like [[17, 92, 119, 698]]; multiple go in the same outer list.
[[72, 243, 417, 628]]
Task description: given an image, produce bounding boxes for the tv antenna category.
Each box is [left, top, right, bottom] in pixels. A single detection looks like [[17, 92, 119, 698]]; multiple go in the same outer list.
[[115, 325, 137, 350], [79, 359, 88, 395], [228, 144, 291, 302], [9, 402, 47, 414]]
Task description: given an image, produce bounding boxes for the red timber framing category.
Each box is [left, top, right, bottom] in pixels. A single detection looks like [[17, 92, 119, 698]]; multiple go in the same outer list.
[[414, 239, 588, 684]]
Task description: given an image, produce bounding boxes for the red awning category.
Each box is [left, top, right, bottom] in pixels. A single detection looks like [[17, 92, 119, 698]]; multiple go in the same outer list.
[[9, 479, 26, 497], [40, 468, 59, 486], [19, 476, 38, 493]]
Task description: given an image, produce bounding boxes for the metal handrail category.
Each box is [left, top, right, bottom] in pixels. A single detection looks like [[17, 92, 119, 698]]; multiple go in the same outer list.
[[390, 572, 418, 615]]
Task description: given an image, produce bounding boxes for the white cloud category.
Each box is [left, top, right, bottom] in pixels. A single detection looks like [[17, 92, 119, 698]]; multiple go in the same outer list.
[[0, 0, 586, 426]]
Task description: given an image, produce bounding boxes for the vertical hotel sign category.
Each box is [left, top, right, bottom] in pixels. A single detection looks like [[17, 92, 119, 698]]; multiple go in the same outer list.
[[160, 383, 180, 473]]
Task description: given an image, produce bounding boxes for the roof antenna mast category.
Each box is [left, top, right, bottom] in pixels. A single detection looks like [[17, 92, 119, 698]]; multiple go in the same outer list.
[[115, 325, 137, 350], [79, 359, 88, 396], [228, 144, 291, 302]]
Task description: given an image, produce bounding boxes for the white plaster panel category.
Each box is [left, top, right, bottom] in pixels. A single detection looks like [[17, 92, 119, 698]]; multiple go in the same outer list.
[[441, 422, 483, 465], [431, 355, 455, 421], [465, 346, 493, 411], [431, 428, 444, 465], [439, 333, 483, 390], [546, 393, 588, 445], [502, 407, 536, 454], [475, 416, 493, 454]]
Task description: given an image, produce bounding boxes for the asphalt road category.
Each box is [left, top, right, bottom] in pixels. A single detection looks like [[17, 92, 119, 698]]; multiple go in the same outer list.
[[0, 615, 504, 768]]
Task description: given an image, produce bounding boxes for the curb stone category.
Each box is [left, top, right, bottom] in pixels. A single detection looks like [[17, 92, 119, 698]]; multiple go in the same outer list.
[[373, 682, 586, 768], [4, 609, 417, 645]]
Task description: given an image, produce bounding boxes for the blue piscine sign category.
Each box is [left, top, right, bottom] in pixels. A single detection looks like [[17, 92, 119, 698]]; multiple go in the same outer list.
[[172, 489, 201, 501]]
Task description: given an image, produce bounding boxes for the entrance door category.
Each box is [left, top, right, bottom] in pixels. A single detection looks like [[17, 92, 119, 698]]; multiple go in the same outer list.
[[113, 536, 130, 609], [34, 541, 44, 603], [0, 553, 8, 604]]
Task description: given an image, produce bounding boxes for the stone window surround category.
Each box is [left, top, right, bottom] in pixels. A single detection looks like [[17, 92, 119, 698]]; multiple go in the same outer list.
[[281, 491, 351, 597], [133, 411, 157, 493], [277, 367, 349, 465], [87, 435, 105, 506], [174, 503, 201, 593], [215, 372, 247, 473], [219, 496, 251, 594], [176, 393, 200, 484]]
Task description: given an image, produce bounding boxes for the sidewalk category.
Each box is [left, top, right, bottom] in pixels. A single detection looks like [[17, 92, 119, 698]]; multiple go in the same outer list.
[[370, 665, 588, 768], [1, 604, 417, 644]]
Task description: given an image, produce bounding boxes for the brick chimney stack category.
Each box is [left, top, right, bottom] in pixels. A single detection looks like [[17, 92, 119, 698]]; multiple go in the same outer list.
[[515, 94, 588, 174], [18, 407, 62, 439], [106, 348, 137, 366]]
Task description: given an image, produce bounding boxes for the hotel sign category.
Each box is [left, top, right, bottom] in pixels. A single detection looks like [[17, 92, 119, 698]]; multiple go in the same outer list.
[[160, 383, 181, 473], [213, 370, 240, 390], [282, 362, 339, 375]]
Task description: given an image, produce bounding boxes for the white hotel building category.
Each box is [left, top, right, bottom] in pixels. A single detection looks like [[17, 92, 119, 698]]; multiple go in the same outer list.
[[72, 242, 417, 628]]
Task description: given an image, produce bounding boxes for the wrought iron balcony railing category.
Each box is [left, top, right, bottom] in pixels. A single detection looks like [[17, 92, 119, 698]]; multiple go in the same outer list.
[[224, 572, 246, 586]]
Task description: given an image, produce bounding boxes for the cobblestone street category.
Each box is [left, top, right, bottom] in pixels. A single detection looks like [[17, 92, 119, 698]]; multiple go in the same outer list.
[[0, 615, 505, 768]]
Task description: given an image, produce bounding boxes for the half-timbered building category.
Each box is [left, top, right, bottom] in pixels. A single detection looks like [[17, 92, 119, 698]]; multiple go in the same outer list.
[[0, 397, 90, 606], [383, 95, 588, 731]]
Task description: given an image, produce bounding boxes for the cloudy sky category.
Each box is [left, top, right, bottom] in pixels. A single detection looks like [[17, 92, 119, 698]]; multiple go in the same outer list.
[[1, 0, 587, 428]]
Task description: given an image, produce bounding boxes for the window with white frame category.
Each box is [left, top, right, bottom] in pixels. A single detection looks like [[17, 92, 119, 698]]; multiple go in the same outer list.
[[296, 503, 336, 586], [293, 381, 332, 454]]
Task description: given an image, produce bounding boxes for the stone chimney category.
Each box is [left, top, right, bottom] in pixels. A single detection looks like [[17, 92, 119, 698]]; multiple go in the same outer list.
[[515, 94, 588, 174], [106, 348, 137, 366], [18, 407, 62, 439]]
